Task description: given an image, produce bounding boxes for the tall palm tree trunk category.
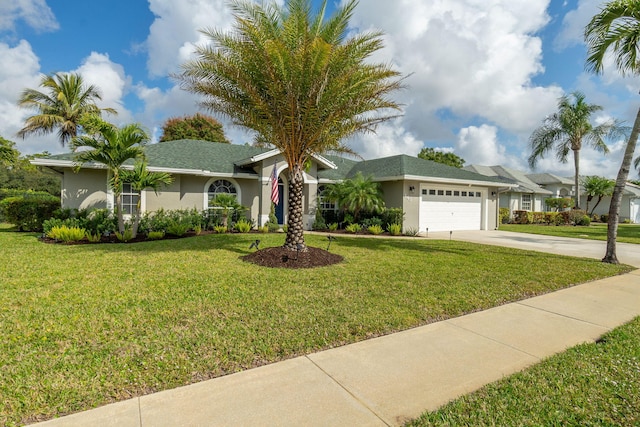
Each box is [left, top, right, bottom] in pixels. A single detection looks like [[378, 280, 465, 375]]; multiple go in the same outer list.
[[285, 165, 305, 251], [603, 106, 640, 264], [573, 149, 581, 209]]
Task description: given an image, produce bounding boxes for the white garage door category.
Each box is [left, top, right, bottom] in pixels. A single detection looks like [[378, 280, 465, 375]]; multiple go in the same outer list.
[[419, 187, 483, 232]]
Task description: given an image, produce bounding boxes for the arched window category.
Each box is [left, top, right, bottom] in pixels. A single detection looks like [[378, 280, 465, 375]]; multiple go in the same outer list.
[[208, 179, 237, 204]]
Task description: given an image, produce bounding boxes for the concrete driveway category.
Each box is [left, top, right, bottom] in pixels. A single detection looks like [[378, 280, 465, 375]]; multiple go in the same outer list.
[[426, 229, 640, 268]]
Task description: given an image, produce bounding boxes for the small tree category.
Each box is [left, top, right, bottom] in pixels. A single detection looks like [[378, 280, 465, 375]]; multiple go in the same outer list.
[[582, 175, 615, 215], [545, 197, 575, 212], [0, 137, 19, 166], [418, 148, 465, 168], [209, 193, 244, 228], [120, 162, 173, 238], [324, 172, 385, 223], [159, 113, 230, 143], [71, 117, 148, 233]]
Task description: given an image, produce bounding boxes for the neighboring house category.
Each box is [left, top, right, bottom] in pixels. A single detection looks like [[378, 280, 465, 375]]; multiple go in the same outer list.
[[466, 164, 640, 223], [583, 182, 640, 223], [463, 165, 556, 214], [33, 140, 513, 233]]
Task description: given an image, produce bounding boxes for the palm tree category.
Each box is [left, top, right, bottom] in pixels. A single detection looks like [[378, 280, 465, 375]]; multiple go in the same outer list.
[[528, 91, 623, 209], [71, 117, 148, 233], [581, 175, 615, 216], [120, 162, 173, 238], [17, 72, 117, 147], [324, 172, 385, 222], [178, 0, 402, 250], [585, 0, 640, 264], [209, 193, 245, 228]]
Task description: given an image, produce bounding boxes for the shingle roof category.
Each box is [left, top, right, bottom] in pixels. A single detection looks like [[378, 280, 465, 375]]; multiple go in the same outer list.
[[527, 173, 573, 186], [345, 155, 506, 184], [40, 142, 508, 186], [464, 164, 552, 194]]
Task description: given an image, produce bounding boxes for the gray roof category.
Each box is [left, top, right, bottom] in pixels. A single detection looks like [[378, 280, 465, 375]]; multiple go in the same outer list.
[[526, 173, 573, 186], [464, 164, 553, 195], [38, 141, 511, 186]]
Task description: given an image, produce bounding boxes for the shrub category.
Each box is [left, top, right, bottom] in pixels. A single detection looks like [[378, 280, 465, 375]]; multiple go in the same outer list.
[[591, 214, 601, 223], [0, 194, 60, 231], [382, 208, 404, 228], [312, 208, 327, 230], [577, 215, 591, 226], [193, 224, 202, 235], [403, 227, 419, 236], [567, 209, 587, 226], [545, 197, 575, 211], [146, 231, 165, 240], [530, 212, 546, 224], [345, 223, 361, 233], [282, 224, 288, 233], [47, 225, 86, 243], [328, 222, 338, 231], [601, 214, 609, 223], [512, 210, 531, 224], [367, 224, 384, 235], [83, 209, 116, 235], [166, 220, 190, 236], [387, 223, 402, 236], [259, 225, 269, 233], [499, 207, 510, 224], [115, 229, 134, 242], [214, 225, 227, 233], [234, 219, 252, 233], [544, 212, 558, 225], [85, 232, 101, 243]]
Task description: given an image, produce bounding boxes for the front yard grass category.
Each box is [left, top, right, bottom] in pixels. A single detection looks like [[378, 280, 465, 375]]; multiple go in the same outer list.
[[0, 230, 632, 425], [408, 316, 640, 426], [500, 223, 640, 244]]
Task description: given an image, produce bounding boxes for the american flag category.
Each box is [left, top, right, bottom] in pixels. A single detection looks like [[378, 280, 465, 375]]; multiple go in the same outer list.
[[270, 163, 279, 205]]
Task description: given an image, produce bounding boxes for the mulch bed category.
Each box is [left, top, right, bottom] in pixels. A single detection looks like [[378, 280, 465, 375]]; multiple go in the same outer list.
[[242, 246, 343, 269]]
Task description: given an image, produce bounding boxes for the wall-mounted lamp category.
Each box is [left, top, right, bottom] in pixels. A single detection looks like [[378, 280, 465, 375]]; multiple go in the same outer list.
[[491, 191, 496, 196], [409, 186, 415, 192]]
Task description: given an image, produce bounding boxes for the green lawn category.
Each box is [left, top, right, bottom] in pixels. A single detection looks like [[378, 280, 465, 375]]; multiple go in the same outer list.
[[0, 228, 632, 425], [409, 316, 640, 426], [500, 223, 640, 244]]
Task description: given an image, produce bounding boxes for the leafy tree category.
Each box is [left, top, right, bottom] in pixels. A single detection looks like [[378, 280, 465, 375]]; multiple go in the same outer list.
[[528, 91, 624, 209], [17, 72, 117, 147], [120, 162, 173, 238], [159, 113, 230, 143], [178, 0, 402, 250], [585, 0, 640, 263], [418, 147, 465, 168], [0, 137, 19, 166], [324, 172, 385, 222], [581, 175, 615, 215], [544, 197, 575, 212], [71, 117, 147, 233]]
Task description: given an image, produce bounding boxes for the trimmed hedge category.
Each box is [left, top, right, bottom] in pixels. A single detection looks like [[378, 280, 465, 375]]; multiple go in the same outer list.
[[0, 193, 60, 231]]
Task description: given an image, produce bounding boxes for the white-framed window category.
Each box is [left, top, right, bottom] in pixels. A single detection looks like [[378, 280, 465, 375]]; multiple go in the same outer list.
[[317, 185, 336, 211], [207, 179, 238, 204], [121, 183, 140, 215], [522, 194, 532, 211]]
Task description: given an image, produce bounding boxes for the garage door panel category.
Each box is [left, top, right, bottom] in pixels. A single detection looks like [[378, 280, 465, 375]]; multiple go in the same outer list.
[[419, 192, 482, 232]]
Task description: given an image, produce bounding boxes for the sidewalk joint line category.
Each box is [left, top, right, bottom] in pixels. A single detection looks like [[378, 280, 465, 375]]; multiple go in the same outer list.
[[515, 301, 614, 331], [304, 355, 391, 426], [444, 320, 542, 361]]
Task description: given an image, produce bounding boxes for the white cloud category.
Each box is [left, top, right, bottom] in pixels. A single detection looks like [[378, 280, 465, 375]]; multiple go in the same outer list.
[[553, 0, 600, 50], [0, 0, 58, 33], [347, 119, 425, 159], [145, 0, 234, 78], [456, 125, 510, 166], [74, 52, 132, 123], [341, 0, 563, 164]]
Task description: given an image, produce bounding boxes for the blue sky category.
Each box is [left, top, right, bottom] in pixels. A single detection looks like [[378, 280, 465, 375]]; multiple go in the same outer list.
[[1, 0, 638, 179]]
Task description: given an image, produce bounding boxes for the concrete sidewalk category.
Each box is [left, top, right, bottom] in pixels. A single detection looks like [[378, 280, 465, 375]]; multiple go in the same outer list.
[[32, 233, 640, 427]]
